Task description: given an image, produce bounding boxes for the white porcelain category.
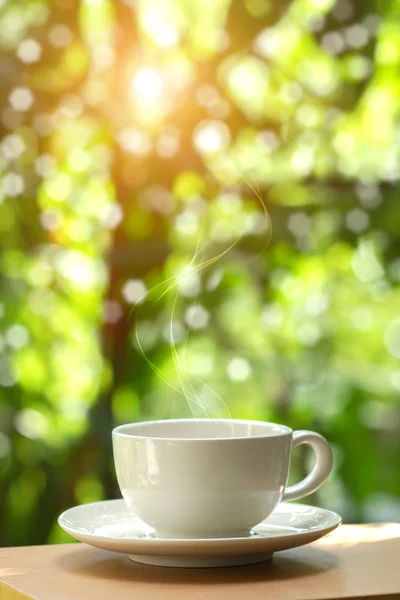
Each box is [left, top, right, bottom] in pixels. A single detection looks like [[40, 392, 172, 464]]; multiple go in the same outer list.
[[58, 499, 341, 568], [112, 419, 333, 538]]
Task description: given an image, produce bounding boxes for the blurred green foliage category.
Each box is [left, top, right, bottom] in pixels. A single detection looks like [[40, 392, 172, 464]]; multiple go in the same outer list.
[[0, 0, 400, 547]]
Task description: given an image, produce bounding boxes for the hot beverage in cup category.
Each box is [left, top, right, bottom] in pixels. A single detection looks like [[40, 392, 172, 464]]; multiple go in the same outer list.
[[112, 418, 333, 539]]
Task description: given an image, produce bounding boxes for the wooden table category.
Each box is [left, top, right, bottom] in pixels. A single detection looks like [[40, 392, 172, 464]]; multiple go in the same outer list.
[[0, 524, 399, 600]]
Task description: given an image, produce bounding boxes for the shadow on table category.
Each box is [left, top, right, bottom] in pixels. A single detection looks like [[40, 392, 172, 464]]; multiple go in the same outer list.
[[55, 545, 339, 585]]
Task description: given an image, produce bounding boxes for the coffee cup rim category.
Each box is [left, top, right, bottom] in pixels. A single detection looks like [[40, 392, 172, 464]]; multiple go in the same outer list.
[[112, 418, 292, 441]]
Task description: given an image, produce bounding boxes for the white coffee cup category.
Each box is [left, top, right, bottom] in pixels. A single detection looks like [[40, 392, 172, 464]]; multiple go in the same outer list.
[[112, 418, 333, 539]]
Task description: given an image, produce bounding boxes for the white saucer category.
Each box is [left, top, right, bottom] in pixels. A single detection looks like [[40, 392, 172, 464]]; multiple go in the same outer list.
[[58, 500, 341, 568]]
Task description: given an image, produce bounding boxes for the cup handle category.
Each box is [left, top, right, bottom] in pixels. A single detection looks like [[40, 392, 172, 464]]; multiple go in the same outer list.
[[282, 430, 333, 502]]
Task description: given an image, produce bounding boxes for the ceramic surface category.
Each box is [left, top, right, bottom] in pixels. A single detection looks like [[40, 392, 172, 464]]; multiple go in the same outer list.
[[58, 499, 341, 568], [112, 419, 333, 538]]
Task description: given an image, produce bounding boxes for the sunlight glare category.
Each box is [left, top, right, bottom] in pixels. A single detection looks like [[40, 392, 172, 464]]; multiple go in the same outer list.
[[132, 67, 164, 102], [194, 120, 230, 154], [142, 9, 179, 47], [317, 523, 400, 547]]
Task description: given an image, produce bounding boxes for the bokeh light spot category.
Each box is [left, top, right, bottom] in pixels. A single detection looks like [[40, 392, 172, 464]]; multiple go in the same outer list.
[[33, 113, 55, 137], [17, 39, 42, 63], [9, 88, 34, 112], [345, 55, 371, 81], [297, 322, 321, 346], [68, 148, 91, 172], [346, 208, 369, 233], [390, 370, 400, 392], [345, 24, 369, 49], [5, 325, 29, 349], [92, 44, 115, 68], [206, 269, 223, 292], [194, 120, 230, 154], [174, 210, 199, 236], [102, 204, 123, 229], [332, 0, 353, 22], [58, 95, 84, 120], [352, 241, 384, 282], [122, 279, 147, 304], [185, 305, 209, 330], [2, 173, 24, 197], [103, 300, 123, 324], [288, 212, 311, 236], [43, 173, 72, 202], [162, 321, 185, 344], [54, 250, 106, 291], [1, 135, 25, 159], [35, 154, 57, 178], [15, 409, 49, 440], [49, 24, 73, 48], [0, 433, 10, 459], [156, 129, 180, 158], [226, 357, 251, 381], [177, 268, 201, 297], [196, 84, 218, 107], [384, 319, 400, 359], [118, 128, 152, 156], [40, 210, 62, 231], [261, 302, 283, 331], [133, 321, 158, 352], [0, 356, 16, 387], [322, 32, 344, 55]]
